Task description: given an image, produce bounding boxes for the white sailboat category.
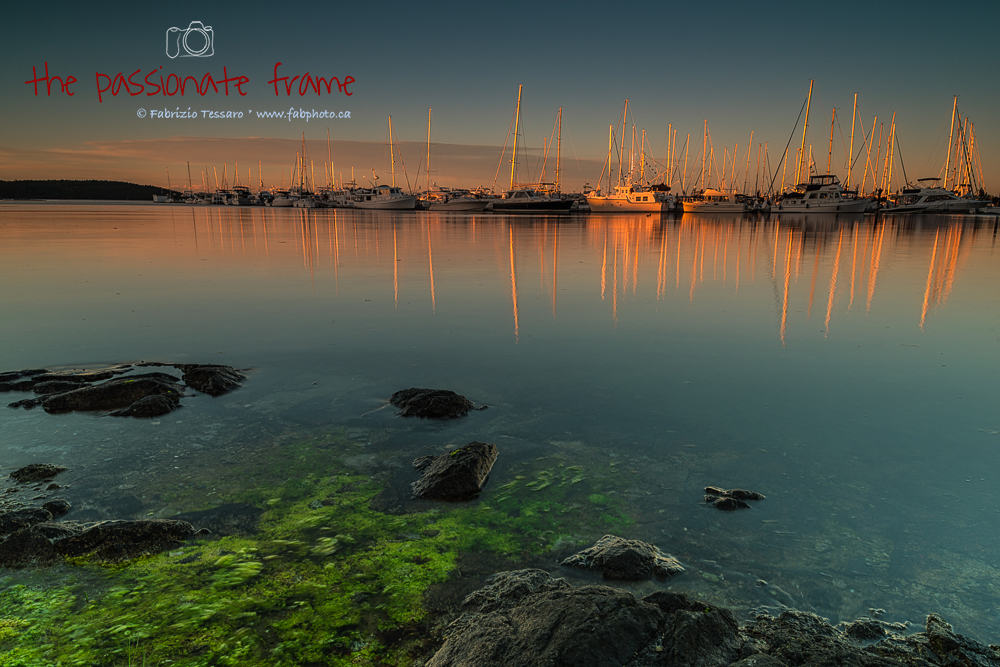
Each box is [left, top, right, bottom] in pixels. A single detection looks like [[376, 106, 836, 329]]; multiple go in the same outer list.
[[354, 117, 417, 210]]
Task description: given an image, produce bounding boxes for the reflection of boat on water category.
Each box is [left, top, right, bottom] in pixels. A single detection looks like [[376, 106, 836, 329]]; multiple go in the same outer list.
[[682, 188, 745, 213], [775, 175, 868, 213], [888, 179, 990, 213]]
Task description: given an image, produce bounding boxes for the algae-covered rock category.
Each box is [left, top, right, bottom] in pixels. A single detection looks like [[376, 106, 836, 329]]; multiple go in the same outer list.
[[411, 441, 498, 500], [54, 519, 196, 563], [390, 388, 483, 419], [560, 534, 684, 580]]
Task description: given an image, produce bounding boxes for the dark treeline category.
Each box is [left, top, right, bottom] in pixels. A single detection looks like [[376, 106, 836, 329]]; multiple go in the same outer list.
[[0, 180, 178, 201]]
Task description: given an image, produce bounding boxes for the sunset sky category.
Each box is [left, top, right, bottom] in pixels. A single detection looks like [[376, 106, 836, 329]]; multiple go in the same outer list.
[[4, 1, 997, 193]]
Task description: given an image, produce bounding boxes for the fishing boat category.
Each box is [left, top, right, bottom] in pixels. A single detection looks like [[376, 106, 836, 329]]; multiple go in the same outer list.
[[888, 179, 989, 213], [774, 175, 867, 213], [353, 185, 417, 209], [587, 184, 672, 212], [681, 188, 745, 213]]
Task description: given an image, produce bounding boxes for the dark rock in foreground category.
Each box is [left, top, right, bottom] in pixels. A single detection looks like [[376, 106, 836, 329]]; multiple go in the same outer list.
[[41, 374, 183, 415], [9, 463, 69, 483], [0, 518, 197, 567], [412, 441, 498, 500], [705, 486, 766, 511], [176, 364, 247, 396], [561, 534, 684, 580], [4, 362, 248, 418], [390, 388, 485, 419], [428, 569, 1000, 667]]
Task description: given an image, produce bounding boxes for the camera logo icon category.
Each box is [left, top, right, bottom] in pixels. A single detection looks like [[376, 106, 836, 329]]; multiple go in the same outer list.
[[166, 21, 214, 59]]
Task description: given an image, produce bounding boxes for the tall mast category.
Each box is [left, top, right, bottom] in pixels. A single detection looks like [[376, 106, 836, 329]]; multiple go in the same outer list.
[[701, 119, 707, 190], [682, 133, 690, 194], [607, 124, 613, 194], [555, 107, 562, 194], [426, 108, 432, 193], [510, 85, 522, 191], [186, 161, 192, 190], [796, 79, 814, 185], [640, 129, 646, 187], [618, 100, 628, 186], [327, 128, 332, 188], [389, 117, 396, 188], [666, 122, 672, 185], [847, 94, 857, 188], [827, 107, 835, 174], [944, 95, 958, 190], [886, 112, 896, 193]]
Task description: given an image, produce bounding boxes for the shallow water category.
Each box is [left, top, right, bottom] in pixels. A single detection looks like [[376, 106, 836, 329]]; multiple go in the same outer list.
[[2, 202, 999, 643]]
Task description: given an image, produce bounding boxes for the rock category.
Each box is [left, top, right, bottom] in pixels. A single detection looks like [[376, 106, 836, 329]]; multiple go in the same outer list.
[[705, 486, 765, 510], [32, 381, 84, 395], [107, 393, 180, 417], [0, 380, 38, 392], [41, 499, 72, 518], [924, 613, 1000, 666], [176, 364, 246, 396], [461, 569, 572, 615], [7, 397, 43, 409], [173, 503, 263, 536], [0, 369, 50, 384], [0, 507, 53, 535], [429, 575, 665, 667], [0, 518, 197, 568], [31, 370, 115, 384], [54, 519, 196, 563], [634, 591, 742, 667], [561, 534, 684, 580], [390, 388, 483, 419], [41, 374, 183, 414], [9, 464, 69, 483], [411, 441, 498, 500]]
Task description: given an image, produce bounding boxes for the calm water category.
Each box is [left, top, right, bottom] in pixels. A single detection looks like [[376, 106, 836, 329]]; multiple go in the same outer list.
[[2, 202, 999, 641]]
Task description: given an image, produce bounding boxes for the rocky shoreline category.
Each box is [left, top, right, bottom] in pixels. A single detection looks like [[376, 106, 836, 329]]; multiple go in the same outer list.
[[428, 568, 1000, 667]]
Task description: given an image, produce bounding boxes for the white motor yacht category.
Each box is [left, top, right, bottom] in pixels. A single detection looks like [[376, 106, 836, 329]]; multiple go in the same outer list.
[[775, 175, 867, 213], [353, 185, 417, 210], [889, 179, 990, 213], [681, 189, 745, 213]]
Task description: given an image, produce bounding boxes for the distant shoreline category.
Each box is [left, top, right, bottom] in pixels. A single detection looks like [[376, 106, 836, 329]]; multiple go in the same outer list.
[[0, 180, 176, 201]]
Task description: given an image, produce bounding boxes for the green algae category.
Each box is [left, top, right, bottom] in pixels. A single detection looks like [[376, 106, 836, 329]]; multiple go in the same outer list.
[[0, 433, 637, 666]]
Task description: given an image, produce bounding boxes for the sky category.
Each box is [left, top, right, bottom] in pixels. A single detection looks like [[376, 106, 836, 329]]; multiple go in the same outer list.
[[3, 0, 998, 194]]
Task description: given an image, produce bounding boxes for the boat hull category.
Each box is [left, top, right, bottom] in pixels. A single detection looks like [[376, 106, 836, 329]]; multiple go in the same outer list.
[[775, 200, 868, 213], [682, 201, 745, 213], [587, 197, 668, 212], [429, 199, 490, 212], [354, 195, 417, 210]]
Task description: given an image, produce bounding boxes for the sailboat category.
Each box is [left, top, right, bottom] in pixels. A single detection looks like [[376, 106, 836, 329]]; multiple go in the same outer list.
[[354, 117, 417, 210], [420, 110, 489, 211], [491, 86, 573, 214], [586, 101, 674, 213]]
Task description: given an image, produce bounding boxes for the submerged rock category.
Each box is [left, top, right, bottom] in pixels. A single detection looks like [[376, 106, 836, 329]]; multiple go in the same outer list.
[[561, 534, 684, 580], [411, 441, 498, 500], [9, 463, 69, 484], [705, 486, 765, 511], [173, 503, 263, 536], [390, 388, 484, 419]]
